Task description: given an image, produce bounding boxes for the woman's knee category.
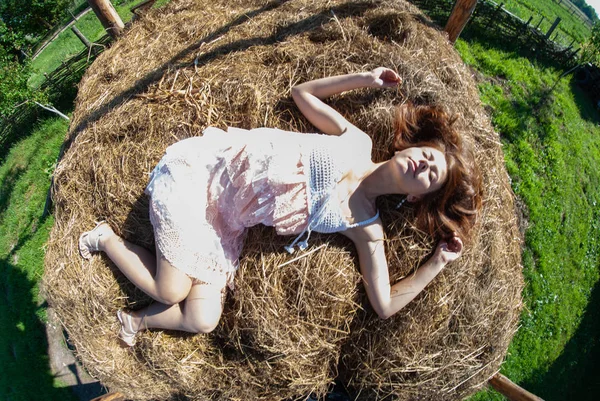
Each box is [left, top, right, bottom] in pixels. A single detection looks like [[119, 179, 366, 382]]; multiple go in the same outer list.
[[184, 311, 221, 333], [156, 287, 190, 305], [182, 290, 223, 333], [186, 318, 220, 334]]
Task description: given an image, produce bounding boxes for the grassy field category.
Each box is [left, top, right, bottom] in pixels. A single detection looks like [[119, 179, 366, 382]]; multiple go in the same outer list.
[[497, 0, 592, 45], [29, 0, 148, 88], [456, 34, 600, 400], [2, 1, 599, 400], [0, 118, 77, 401]]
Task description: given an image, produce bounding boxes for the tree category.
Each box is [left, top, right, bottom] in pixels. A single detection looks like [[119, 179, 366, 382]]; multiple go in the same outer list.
[[570, 0, 599, 22], [0, 46, 35, 119], [0, 0, 72, 39]]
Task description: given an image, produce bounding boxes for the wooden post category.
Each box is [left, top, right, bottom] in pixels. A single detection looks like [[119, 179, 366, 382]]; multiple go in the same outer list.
[[489, 3, 504, 25], [444, 0, 478, 44], [87, 0, 124, 38], [489, 374, 544, 401], [71, 26, 92, 48], [515, 15, 533, 39], [534, 16, 544, 30], [545, 17, 561, 39]]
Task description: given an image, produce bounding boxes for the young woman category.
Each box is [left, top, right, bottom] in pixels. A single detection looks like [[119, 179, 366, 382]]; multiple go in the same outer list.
[[78, 67, 481, 346]]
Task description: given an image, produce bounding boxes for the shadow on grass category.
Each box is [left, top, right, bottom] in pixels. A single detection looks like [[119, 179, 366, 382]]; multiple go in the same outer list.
[[0, 214, 79, 401], [521, 279, 600, 400], [570, 79, 600, 125]]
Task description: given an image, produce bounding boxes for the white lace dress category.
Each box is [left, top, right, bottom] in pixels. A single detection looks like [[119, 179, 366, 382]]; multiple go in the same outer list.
[[145, 127, 316, 288]]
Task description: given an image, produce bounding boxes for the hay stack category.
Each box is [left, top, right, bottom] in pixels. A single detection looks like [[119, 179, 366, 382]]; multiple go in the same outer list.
[[44, 0, 523, 399]]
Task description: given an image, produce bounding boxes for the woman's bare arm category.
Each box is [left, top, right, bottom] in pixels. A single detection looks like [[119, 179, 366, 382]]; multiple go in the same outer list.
[[351, 226, 463, 319], [291, 68, 401, 136]]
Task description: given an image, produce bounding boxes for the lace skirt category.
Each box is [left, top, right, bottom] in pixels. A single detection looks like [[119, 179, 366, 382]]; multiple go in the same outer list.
[[145, 128, 310, 288]]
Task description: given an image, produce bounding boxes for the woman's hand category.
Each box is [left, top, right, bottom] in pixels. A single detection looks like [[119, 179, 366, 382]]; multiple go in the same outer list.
[[367, 67, 402, 88], [432, 234, 463, 265]]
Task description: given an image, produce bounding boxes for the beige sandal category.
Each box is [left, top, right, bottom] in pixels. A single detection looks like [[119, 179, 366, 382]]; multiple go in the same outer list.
[[117, 310, 139, 347], [78, 221, 110, 260]]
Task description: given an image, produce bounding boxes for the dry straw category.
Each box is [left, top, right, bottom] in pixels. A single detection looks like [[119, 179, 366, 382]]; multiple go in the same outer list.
[[44, 0, 523, 399]]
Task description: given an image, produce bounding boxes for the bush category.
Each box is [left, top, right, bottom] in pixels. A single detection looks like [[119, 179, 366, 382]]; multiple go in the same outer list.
[[581, 22, 600, 66]]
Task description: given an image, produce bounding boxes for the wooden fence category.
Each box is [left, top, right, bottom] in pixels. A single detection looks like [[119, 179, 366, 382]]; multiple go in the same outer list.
[[412, 0, 581, 67], [40, 35, 110, 93], [553, 0, 594, 28]]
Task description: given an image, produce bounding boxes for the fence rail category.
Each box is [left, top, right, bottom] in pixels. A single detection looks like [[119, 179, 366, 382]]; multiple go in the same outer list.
[[554, 0, 594, 28]]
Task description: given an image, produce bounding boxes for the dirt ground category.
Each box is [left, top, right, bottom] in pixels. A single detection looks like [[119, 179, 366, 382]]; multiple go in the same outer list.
[[46, 307, 106, 400]]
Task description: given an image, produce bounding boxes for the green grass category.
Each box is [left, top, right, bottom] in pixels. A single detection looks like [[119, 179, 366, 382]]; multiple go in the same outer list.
[[8, 0, 600, 399], [456, 38, 600, 400], [29, 0, 149, 88], [0, 117, 77, 401], [496, 0, 592, 45]]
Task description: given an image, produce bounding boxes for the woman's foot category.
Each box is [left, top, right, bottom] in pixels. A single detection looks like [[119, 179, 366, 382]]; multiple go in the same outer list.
[[117, 310, 139, 347], [78, 221, 114, 259]]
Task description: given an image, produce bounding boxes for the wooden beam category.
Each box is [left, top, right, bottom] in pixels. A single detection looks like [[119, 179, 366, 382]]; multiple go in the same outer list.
[[445, 0, 478, 44], [87, 0, 124, 39], [71, 26, 91, 49], [489, 374, 544, 401]]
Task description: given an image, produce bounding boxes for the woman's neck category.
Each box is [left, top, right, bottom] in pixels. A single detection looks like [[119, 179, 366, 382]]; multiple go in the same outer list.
[[354, 160, 402, 201]]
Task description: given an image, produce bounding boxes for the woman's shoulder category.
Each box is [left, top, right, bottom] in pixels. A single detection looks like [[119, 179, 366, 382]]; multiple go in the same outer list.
[[340, 127, 372, 153]]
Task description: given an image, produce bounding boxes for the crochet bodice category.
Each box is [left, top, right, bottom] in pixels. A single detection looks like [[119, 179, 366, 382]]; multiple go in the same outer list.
[[284, 133, 379, 253]]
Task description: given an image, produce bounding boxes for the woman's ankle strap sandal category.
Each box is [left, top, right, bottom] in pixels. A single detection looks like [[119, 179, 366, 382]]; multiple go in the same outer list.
[[117, 310, 138, 347], [78, 220, 108, 260]]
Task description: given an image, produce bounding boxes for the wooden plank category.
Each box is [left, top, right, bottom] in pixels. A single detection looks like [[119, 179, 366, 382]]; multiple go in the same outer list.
[[71, 26, 91, 48], [87, 0, 124, 38], [489, 374, 544, 401], [445, 0, 479, 43]]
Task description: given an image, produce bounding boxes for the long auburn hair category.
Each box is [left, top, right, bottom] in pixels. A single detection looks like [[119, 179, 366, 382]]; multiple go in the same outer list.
[[393, 103, 482, 242]]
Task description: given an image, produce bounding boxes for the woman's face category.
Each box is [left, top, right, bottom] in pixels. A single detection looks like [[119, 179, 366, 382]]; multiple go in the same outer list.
[[391, 146, 448, 196]]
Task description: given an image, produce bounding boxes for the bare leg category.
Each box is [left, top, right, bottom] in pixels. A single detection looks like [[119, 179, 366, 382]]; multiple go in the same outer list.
[[95, 225, 192, 305], [125, 283, 224, 334]]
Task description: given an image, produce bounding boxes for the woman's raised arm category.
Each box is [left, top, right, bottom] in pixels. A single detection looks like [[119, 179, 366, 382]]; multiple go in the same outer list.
[[352, 228, 463, 319], [291, 68, 401, 136]]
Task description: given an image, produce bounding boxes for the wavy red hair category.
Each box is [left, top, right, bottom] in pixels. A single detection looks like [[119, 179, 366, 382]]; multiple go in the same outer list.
[[393, 103, 482, 242]]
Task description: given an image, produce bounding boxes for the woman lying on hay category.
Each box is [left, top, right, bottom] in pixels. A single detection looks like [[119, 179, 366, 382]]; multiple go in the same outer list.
[[78, 66, 481, 347]]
